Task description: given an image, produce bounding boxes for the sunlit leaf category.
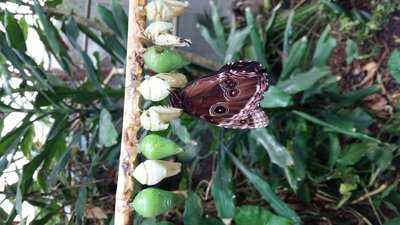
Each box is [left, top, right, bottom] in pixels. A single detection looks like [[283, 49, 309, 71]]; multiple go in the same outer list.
[[99, 109, 118, 147]]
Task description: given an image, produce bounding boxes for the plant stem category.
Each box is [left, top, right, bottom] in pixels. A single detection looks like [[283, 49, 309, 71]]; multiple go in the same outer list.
[[114, 1, 146, 225]]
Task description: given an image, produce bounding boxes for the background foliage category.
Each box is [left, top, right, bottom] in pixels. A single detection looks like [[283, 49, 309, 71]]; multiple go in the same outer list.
[[1, 0, 400, 224]]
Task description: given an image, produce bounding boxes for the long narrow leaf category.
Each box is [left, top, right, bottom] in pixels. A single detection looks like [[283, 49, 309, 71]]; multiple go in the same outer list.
[[226, 149, 301, 224], [278, 66, 331, 94], [312, 25, 336, 66], [281, 37, 308, 81], [293, 110, 380, 143], [210, 0, 226, 54], [245, 8, 268, 68], [225, 26, 252, 63]]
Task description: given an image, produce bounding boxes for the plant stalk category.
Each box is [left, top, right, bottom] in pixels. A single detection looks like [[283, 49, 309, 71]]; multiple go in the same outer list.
[[114, 0, 146, 225]]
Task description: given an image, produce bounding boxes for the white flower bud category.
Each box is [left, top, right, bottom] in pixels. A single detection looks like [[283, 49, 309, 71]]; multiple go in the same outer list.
[[144, 21, 174, 40], [140, 106, 182, 131], [156, 73, 188, 88], [153, 33, 192, 47], [139, 76, 171, 101], [144, 22, 192, 47], [133, 160, 181, 185], [146, 0, 189, 21]]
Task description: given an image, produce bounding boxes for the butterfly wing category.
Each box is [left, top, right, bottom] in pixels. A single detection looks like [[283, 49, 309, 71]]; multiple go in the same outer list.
[[172, 61, 269, 129]]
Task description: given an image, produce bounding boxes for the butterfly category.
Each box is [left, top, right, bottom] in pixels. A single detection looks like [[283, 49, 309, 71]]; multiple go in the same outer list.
[[170, 60, 269, 129]]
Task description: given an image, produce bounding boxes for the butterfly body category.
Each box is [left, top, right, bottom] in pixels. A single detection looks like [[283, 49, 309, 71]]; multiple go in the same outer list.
[[170, 61, 269, 129]]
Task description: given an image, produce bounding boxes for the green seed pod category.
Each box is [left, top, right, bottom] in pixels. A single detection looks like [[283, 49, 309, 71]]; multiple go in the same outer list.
[[132, 188, 184, 218], [144, 46, 190, 73], [139, 134, 183, 159]]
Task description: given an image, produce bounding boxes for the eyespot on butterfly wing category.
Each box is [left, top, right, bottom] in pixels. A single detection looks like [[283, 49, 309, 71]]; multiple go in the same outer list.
[[170, 60, 269, 129]]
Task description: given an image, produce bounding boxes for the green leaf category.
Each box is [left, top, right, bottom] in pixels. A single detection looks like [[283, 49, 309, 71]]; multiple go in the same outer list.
[[245, 8, 268, 69], [346, 39, 359, 64], [250, 129, 294, 167], [338, 142, 371, 166], [18, 114, 68, 193], [281, 37, 308, 81], [21, 125, 34, 158], [75, 186, 87, 224], [210, 0, 226, 55], [77, 24, 123, 63], [97, 5, 122, 38], [4, 11, 27, 52], [331, 85, 380, 106], [0, 117, 31, 157], [112, 0, 128, 41], [158, 222, 175, 225], [48, 149, 71, 187], [45, 0, 63, 7], [99, 109, 118, 147], [234, 205, 293, 225], [328, 133, 341, 168], [101, 33, 127, 60], [34, 2, 61, 55], [312, 25, 336, 66], [375, 148, 393, 170], [278, 67, 331, 94], [383, 217, 400, 225], [80, 51, 108, 98], [34, 86, 123, 107], [261, 86, 293, 108], [183, 192, 203, 225], [226, 150, 300, 224], [293, 111, 380, 143], [283, 10, 294, 56], [30, 210, 58, 225], [197, 23, 224, 59], [64, 17, 80, 42], [265, 3, 281, 41], [211, 153, 235, 219], [171, 120, 192, 144], [388, 49, 400, 83], [225, 26, 252, 63], [18, 17, 29, 41]]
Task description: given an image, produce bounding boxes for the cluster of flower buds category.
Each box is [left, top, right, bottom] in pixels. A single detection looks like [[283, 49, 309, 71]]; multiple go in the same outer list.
[[145, 0, 191, 47], [132, 0, 191, 219]]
